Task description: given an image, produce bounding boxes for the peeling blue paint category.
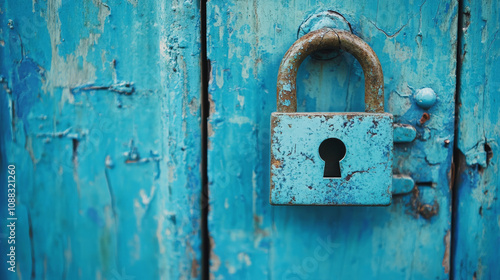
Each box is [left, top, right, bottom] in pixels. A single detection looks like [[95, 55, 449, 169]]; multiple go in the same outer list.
[[2, 0, 496, 279], [453, 0, 500, 278], [207, 0, 456, 278], [0, 0, 202, 279]]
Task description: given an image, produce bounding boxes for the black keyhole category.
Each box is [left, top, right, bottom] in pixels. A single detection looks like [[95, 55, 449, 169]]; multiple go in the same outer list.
[[319, 138, 347, 178]]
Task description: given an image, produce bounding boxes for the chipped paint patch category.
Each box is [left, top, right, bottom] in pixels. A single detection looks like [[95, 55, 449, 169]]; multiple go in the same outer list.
[[383, 40, 412, 62], [1, 0, 203, 279], [237, 252, 252, 266], [229, 115, 252, 125], [215, 67, 224, 89], [127, 0, 138, 7]]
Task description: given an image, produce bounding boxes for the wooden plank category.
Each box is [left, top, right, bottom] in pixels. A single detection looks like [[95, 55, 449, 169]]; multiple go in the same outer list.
[[207, 0, 457, 278], [0, 0, 202, 279], [454, 0, 500, 278]]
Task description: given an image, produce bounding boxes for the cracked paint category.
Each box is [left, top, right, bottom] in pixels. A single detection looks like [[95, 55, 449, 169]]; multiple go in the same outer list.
[[207, 0, 457, 278], [0, 0, 202, 279], [454, 1, 500, 277]]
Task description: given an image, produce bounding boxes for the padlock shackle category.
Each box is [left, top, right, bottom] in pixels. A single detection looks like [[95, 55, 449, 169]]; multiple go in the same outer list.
[[277, 28, 384, 113]]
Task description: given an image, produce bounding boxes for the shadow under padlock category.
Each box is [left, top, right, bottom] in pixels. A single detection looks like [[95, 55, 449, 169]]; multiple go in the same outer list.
[[319, 138, 346, 178]]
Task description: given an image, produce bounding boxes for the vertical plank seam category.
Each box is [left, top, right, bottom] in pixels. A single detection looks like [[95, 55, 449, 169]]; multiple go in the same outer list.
[[200, 0, 210, 279], [451, 0, 465, 278]]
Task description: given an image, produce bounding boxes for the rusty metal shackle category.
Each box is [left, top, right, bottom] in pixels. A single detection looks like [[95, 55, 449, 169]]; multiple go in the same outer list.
[[276, 28, 384, 113]]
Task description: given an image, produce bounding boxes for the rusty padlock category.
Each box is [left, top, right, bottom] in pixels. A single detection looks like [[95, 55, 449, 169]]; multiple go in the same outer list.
[[270, 28, 393, 206]]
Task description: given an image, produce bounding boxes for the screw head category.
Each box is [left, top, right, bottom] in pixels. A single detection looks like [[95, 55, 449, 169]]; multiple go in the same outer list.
[[414, 88, 437, 109]]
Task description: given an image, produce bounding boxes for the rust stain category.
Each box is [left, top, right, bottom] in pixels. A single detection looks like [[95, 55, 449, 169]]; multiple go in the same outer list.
[[442, 230, 450, 274], [448, 162, 455, 191], [276, 28, 384, 113], [419, 112, 430, 124], [417, 202, 439, 219], [191, 257, 199, 278], [407, 187, 440, 220], [209, 236, 221, 272]]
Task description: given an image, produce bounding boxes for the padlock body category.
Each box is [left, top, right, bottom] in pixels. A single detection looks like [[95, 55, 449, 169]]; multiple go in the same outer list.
[[270, 112, 393, 206]]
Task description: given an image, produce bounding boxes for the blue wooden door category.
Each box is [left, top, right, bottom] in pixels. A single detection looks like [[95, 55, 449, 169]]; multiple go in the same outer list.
[[1, 0, 499, 279], [206, 0, 499, 279], [206, 1, 456, 279]]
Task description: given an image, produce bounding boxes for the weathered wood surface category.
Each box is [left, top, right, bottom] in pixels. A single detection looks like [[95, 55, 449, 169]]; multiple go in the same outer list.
[[0, 0, 202, 279], [207, 0, 457, 279], [453, 0, 500, 279], [2, 0, 498, 279]]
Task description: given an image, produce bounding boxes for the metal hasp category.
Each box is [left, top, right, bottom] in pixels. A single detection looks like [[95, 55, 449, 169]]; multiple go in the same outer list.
[[270, 28, 393, 206]]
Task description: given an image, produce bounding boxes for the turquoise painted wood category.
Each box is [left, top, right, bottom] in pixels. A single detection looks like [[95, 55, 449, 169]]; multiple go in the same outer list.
[[453, 0, 500, 279], [0, 0, 202, 279], [1, 0, 499, 279], [207, 0, 457, 279]]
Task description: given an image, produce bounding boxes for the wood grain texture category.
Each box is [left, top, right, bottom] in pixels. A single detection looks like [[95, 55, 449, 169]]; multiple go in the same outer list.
[[0, 0, 202, 279], [207, 0, 457, 279], [454, 0, 500, 278]]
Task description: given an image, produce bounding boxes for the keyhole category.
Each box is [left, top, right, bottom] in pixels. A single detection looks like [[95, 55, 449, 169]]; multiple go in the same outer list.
[[319, 138, 347, 178]]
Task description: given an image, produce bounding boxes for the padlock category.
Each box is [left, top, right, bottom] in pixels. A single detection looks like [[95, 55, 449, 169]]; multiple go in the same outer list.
[[270, 28, 393, 206]]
